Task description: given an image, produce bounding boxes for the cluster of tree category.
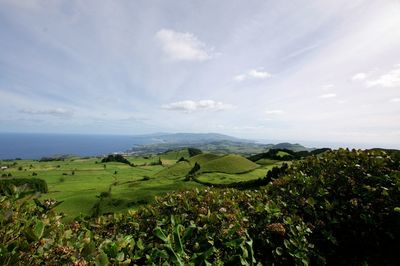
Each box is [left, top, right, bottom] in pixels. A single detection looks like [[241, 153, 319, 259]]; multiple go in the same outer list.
[[248, 148, 331, 161], [185, 162, 201, 181], [39, 155, 69, 162], [187, 147, 202, 157], [101, 154, 134, 166], [148, 158, 162, 166], [177, 157, 189, 163]]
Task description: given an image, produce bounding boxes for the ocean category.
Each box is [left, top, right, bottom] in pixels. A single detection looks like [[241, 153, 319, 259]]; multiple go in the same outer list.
[[0, 133, 148, 159]]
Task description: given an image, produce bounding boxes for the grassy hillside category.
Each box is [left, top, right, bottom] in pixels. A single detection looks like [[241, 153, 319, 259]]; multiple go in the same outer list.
[[200, 154, 259, 174], [276, 150, 292, 157], [0, 150, 283, 220], [153, 161, 192, 179], [0, 156, 201, 219], [196, 165, 279, 184], [189, 153, 220, 165], [255, 158, 280, 165], [159, 149, 190, 160]]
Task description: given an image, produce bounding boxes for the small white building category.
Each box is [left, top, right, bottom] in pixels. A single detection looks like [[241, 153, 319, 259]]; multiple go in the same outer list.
[[1, 166, 8, 170]]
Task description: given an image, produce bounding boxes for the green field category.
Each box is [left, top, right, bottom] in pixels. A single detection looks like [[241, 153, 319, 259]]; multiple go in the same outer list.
[[0, 156, 199, 220], [0, 150, 282, 220]]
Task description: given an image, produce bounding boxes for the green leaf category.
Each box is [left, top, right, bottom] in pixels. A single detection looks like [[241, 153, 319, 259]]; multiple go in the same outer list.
[[154, 227, 169, 243], [275, 247, 283, 256], [116, 252, 125, 262], [95, 252, 109, 266], [34, 220, 45, 240], [64, 229, 72, 239], [137, 238, 144, 250], [306, 197, 315, 206], [182, 224, 196, 242], [174, 224, 184, 254]]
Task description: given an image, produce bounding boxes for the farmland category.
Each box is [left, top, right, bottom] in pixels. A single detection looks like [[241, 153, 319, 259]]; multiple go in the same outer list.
[[0, 149, 280, 219]]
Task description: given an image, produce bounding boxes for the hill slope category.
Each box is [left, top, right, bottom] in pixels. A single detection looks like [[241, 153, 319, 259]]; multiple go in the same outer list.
[[189, 153, 221, 165], [154, 161, 192, 179], [200, 154, 259, 174]]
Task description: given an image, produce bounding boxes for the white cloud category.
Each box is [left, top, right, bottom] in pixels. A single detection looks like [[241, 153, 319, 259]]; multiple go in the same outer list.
[[319, 93, 337, 98], [162, 100, 233, 112], [322, 84, 334, 90], [19, 108, 74, 117], [155, 29, 212, 61], [265, 109, 284, 115], [366, 65, 400, 88], [389, 97, 400, 102], [352, 72, 368, 81], [234, 68, 272, 81]]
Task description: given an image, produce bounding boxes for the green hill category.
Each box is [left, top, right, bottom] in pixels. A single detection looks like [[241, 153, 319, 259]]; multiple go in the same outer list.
[[276, 150, 292, 158], [154, 161, 192, 179], [189, 153, 220, 165], [159, 149, 190, 160], [200, 154, 259, 174]]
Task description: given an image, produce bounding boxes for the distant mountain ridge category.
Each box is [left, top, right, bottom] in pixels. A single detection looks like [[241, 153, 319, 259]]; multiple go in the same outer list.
[[126, 133, 310, 155], [130, 132, 248, 144]]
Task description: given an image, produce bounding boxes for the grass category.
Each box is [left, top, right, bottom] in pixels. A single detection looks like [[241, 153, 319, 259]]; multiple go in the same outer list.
[[159, 149, 190, 160], [199, 154, 259, 174], [196, 162, 284, 184], [276, 150, 292, 157], [153, 161, 192, 179], [189, 153, 221, 165], [0, 152, 283, 220], [0, 156, 199, 220], [255, 158, 280, 165]]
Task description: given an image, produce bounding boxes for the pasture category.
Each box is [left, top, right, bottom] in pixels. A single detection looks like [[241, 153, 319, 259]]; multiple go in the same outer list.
[[0, 150, 281, 220]]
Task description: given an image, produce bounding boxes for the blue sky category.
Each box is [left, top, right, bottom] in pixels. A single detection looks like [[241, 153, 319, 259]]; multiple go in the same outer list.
[[0, 0, 399, 147]]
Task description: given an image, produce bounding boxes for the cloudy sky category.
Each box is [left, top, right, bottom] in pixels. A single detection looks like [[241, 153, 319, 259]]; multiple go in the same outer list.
[[0, 0, 399, 147]]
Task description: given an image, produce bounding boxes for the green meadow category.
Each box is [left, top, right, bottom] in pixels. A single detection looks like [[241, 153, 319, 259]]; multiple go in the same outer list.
[[1, 149, 280, 220]]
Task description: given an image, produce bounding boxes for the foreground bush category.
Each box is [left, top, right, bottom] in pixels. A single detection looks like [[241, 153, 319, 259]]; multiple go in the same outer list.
[[0, 149, 399, 265]]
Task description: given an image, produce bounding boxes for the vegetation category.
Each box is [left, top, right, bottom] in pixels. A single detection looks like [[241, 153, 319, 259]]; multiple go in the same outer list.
[[128, 140, 310, 156], [0, 149, 398, 265], [0, 178, 48, 194], [39, 155, 69, 162], [248, 148, 331, 162], [0, 151, 275, 219], [200, 154, 259, 174], [101, 154, 134, 166], [188, 147, 203, 157]]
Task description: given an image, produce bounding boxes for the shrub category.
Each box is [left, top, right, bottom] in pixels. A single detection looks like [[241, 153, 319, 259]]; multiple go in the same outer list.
[[101, 154, 134, 166], [188, 147, 203, 157]]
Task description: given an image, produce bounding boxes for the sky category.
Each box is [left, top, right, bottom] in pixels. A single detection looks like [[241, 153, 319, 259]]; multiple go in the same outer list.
[[0, 0, 399, 148]]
